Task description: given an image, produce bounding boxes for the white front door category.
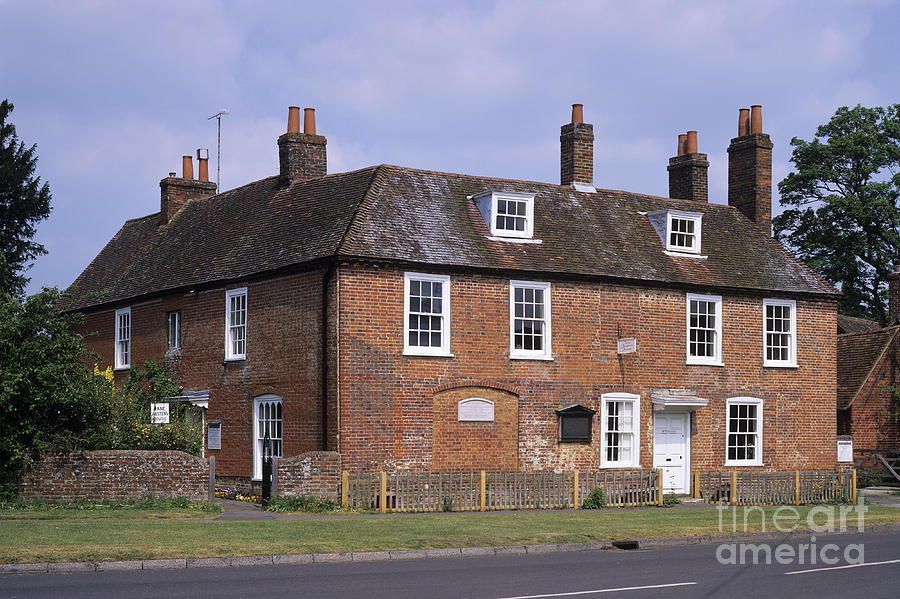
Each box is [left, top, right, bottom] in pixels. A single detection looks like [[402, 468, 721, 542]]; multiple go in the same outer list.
[[653, 413, 689, 493]]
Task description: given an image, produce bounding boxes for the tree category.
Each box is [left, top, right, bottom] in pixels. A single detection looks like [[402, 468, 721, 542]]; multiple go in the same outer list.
[[774, 104, 900, 321], [0, 288, 108, 474], [0, 99, 52, 298]]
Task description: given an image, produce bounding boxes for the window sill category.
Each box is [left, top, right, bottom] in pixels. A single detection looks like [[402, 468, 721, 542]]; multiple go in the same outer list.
[[486, 236, 543, 244], [559, 439, 591, 445], [686, 360, 724, 367], [600, 463, 639, 469], [724, 461, 764, 468], [763, 362, 797, 369], [114, 365, 130, 371], [510, 354, 554, 361], [403, 351, 455, 358], [224, 357, 246, 362], [664, 250, 707, 259]]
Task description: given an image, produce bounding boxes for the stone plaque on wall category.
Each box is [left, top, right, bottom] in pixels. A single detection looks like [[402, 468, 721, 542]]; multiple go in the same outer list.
[[207, 420, 221, 450], [458, 398, 494, 422]]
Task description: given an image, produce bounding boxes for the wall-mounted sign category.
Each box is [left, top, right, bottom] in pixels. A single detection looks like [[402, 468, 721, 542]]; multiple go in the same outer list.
[[150, 403, 170, 424], [458, 398, 494, 422], [207, 420, 221, 450], [617, 338, 636, 354], [837, 439, 853, 462]]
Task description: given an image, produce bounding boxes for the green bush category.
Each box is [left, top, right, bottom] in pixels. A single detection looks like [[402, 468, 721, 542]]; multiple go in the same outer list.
[[266, 495, 341, 513], [582, 487, 606, 509], [442, 496, 454, 512], [662, 493, 681, 507]]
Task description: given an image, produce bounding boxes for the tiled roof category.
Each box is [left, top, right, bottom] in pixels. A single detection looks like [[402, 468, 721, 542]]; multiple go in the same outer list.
[[67, 164, 838, 311], [837, 326, 899, 410], [837, 314, 883, 335]]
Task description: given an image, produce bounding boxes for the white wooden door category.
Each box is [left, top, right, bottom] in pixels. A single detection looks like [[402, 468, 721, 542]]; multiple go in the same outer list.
[[653, 413, 688, 493]]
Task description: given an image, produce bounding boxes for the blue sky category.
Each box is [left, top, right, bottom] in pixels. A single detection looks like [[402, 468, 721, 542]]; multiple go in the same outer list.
[[2, 0, 898, 295]]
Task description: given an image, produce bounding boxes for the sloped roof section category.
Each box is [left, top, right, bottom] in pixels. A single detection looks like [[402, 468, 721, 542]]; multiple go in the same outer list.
[[67, 167, 379, 311], [837, 314, 883, 335], [68, 164, 837, 312], [837, 326, 900, 410]]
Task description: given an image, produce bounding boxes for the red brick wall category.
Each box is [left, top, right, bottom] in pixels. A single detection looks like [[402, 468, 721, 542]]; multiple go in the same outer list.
[[337, 265, 837, 473], [432, 386, 519, 471], [79, 270, 328, 481], [850, 343, 900, 452], [18, 451, 209, 502], [277, 451, 341, 500]]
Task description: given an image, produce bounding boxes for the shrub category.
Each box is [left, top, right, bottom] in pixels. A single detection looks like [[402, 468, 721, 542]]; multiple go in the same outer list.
[[582, 487, 606, 509], [662, 493, 681, 507], [442, 496, 454, 512], [266, 495, 340, 513]]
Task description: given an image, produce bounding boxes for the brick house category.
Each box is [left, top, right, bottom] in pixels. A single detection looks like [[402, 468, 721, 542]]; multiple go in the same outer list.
[[836, 264, 900, 455], [67, 103, 839, 493]]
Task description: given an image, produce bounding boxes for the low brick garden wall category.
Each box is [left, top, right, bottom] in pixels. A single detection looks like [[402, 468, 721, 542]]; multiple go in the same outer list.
[[277, 451, 341, 501], [18, 450, 210, 502]]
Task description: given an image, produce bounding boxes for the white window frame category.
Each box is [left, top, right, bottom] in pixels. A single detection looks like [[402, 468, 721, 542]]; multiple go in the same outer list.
[[509, 280, 552, 360], [600, 392, 640, 468], [762, 299, 797, 367], [403, 272, 451, 356], [225, 287, 247, 360], [114, 307, 131, 370], [725, 396, 763, 466], [666, 211, 702, 254], [686, 293, 723, 366], [491, 192, 534, 239], [252, 394, 283, 481], [166, 311, 181, 351]]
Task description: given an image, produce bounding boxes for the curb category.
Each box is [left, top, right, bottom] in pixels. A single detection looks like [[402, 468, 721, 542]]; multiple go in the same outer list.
[[3, 523, 898, 576]]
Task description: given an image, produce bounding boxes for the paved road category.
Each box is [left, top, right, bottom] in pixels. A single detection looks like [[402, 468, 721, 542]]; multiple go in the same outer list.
[[2, 531, 898, 598]]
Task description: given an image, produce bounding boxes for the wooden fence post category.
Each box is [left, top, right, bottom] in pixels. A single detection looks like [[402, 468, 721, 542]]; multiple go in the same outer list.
[[573, 471, 579, 508], [693, 471, 700, 500], [730, 471, 738, 505], [851, 469, 857, 504], [480, 470, 486, 511], [656, 468, 664, 506], [341, 471, 349, 508], [208, 455, 215, 503], [794, 470, 800, 505], [380, 471, 387, 514]]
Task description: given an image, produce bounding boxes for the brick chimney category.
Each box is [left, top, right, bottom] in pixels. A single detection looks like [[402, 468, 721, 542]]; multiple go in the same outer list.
[[888, 258, 900, 323], [560, 103, 594, 188], [667, 130, 709, 202], [278, 106, 327, 185], [159, 153, 216, 226], [728, 105, 773, 234]]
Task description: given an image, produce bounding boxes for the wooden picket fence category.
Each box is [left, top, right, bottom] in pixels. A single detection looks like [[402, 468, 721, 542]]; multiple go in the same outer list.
[[696, 470, 856, 505], [342, 469, 662, 513]]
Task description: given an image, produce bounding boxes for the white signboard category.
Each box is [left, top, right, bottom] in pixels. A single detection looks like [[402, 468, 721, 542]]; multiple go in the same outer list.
[[458, 398, 494, 422], [837, 439, 853, 462], [617, 338, 636, 354], [207, 421, 221, 450], [150, 403, 170, 424]]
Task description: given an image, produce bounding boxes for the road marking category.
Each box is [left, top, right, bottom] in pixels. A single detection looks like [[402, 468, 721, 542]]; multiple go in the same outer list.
[[496, 582, 698, 598], [785, 558, 900, 575]]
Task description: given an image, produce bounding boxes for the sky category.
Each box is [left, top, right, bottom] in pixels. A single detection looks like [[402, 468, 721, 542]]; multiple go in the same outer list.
[[2, 0, 899, 295]]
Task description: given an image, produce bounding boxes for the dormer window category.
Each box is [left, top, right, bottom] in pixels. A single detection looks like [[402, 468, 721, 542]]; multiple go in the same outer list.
[[646, 210, 703, 256], [472, 191, 535, 240]]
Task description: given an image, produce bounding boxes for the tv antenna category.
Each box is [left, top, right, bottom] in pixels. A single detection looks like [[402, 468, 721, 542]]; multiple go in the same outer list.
[[208, 109, 229, 190]]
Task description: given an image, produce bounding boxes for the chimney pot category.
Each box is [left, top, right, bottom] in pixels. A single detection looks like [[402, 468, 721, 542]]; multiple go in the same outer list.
[[303, 107, 316, 135], [750, 105, 763, 134], [287, 106, 300, 133], [182, 156, 194, 179], [197, 151, 209, 182], [571, 103, 583, 124], [738, 108, 750, 136], [686, 130, 698, 154], [677, 133, 688, 156]]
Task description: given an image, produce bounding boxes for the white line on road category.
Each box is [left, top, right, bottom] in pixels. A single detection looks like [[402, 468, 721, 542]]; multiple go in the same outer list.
[[496, 582, 698, 599], [785, 558, 900, 575]]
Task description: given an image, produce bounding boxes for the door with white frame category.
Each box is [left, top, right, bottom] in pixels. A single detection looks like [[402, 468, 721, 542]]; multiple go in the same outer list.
[[252, 394, 283, 481], [653, 412, 689, 493]]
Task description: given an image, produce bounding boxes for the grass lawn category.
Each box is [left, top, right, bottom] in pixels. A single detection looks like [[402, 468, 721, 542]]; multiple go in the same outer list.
[[1, 505, 898, 564], [0, 499, 221, 521]]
